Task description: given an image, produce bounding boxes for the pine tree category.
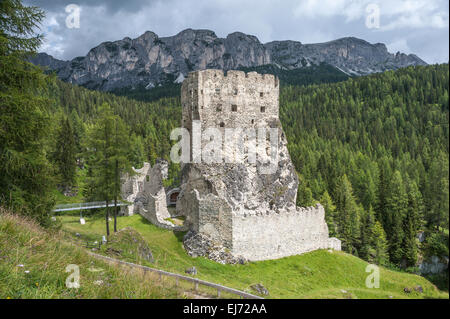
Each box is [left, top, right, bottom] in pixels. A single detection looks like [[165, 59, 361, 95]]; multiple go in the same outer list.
[[359, 206, 375, 261], [52, 117, 77, 187], [296, 172, 314, 207], [129, 133, 145, 169], [375, 157, 392, 230], [425, 151, 449, 231], [371, 221, 389, 265], [403, 209, 418, 267], [111, 116, 131, 232], [335, 174, 361, 254], [385, 170, 407, 265], [69, 109, 85, 159], [406, 181, 424, 233], [0, 0, 55, 224], [84, 103, 117, 236], [319, 190, 337, 236]]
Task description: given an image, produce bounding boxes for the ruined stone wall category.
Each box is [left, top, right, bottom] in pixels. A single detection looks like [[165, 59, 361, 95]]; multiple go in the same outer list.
[[181, 69, 279, 127], [181, 69, 280, 162], [178, 69, 341, 262], [120, 162, 151, 216], [138, 159, 174, 229], [120, 160, 187, 230], [232, 204, 341, 261]]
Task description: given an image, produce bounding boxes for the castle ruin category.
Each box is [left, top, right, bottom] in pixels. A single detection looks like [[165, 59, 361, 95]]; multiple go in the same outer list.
[[120, 159, 183, 230], [177, 69, 341, 262]]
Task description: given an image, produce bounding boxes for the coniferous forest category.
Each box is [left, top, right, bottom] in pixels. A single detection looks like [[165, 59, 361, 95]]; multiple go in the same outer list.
[[0, 0, 448, 291], [14, 63, 450, 276]]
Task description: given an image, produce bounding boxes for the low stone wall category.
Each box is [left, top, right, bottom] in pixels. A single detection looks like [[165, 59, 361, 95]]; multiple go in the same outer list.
[[180, 184, 341, 262], [231, 204, 340, 261]]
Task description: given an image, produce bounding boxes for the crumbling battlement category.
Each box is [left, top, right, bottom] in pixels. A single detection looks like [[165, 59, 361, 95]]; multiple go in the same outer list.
[[181, 69, 279, 135]]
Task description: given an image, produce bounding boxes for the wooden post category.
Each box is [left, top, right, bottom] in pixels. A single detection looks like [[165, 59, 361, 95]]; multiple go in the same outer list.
[[176, 277, 179, 286], [217, 288, 221, 298], [194, 282, 198, 291]]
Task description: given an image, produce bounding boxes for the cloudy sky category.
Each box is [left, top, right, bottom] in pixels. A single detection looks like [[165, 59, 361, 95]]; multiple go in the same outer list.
[[26, 0, 449, 64]]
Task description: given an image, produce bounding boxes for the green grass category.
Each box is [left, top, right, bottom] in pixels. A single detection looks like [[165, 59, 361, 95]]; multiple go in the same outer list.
[[58, 211, 449, 299], [0, 208, 215, 299]]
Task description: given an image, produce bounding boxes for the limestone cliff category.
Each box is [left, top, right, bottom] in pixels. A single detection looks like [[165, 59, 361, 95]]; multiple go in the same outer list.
[[29, 29, 426, 91]]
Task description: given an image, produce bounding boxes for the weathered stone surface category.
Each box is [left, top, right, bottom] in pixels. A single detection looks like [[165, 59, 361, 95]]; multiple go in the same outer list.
[[120, 162, 150, 216], [120, 160, 186, 230], [137, 159, 177, 229], [265, 37, 426, 75], [179, 69, 341, 262], [183, 230, 247, 265], [29, 30, 426, 91], [250, 284, 269, 296], [185, 266, 198, 275]]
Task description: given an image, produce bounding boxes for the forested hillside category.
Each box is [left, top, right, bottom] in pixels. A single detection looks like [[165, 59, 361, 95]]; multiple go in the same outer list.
[[2, 0, 447, 300], [110, 63, 350, 103], [3, 30, 449, 282], [47, 64, 449, 271], [281, 64, 449, 272]]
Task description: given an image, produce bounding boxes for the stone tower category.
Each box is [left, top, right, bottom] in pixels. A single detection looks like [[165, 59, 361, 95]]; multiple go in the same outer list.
[[177, 69, 340, 262]]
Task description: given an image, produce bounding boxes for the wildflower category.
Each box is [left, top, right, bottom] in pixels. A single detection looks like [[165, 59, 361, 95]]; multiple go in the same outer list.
[[17, 264, 24, 267], [35, 282, 39, 287], [93, 280, 103, 286], [24, 270, 30, 274]]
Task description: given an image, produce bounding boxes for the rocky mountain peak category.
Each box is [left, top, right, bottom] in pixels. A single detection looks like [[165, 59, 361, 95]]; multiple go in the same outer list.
[[29, 29, 427, 91]]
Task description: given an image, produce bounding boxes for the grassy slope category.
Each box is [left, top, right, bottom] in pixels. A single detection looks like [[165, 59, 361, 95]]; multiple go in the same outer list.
[[0, 209, 193, 299], [59, 212, 448, 299]]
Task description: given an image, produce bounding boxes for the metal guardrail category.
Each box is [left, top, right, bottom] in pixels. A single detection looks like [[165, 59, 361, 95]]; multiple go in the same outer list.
[[87, 251, 264, 299], [53, 201, 128, 212], [86, 240, 102, 249]]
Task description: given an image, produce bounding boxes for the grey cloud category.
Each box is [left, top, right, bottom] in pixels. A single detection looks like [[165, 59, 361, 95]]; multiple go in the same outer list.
[[25, 0, 161, 13], [25, 0, 448, 64]]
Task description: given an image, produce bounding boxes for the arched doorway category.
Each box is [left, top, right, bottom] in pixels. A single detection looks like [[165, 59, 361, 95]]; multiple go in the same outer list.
[[166, 188, 181, 206]]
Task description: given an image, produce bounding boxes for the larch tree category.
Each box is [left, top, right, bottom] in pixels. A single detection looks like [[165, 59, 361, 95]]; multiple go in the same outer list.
[[52, 117, 77, 188], [0, 0, 55, 224], [84, 103, 116, 236]]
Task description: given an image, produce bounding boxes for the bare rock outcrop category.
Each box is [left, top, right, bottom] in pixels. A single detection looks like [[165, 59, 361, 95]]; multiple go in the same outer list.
[[29, 30, 426, 91]]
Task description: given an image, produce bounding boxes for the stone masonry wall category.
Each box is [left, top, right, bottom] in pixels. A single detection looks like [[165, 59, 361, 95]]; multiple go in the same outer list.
[[120, 162, 150, 216], [181, 69, 279, 162], [120, 160, 186, 231], [232, 204, 340, 261], [178, 69, 341, 262]]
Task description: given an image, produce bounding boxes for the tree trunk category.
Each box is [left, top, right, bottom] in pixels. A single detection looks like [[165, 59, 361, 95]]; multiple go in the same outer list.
[[114, 196, 118, 232], [114, 159, 119, 232], [105, 199, 110, 237]]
